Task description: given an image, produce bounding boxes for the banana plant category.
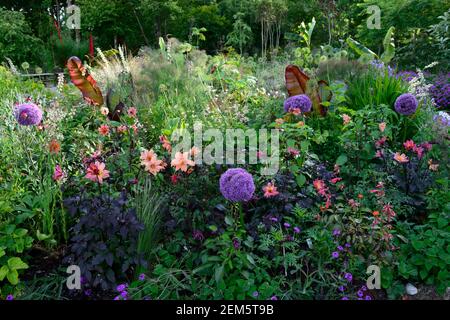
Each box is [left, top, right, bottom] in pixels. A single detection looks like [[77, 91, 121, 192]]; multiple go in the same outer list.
[[67, 56, 104, 106], [285, 64, 332, 116], [346, 26, 396, 64]]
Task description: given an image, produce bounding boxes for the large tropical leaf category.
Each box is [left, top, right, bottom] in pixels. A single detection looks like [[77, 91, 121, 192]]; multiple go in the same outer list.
[[346, 38, 378, 59], [67, 56, 104, 106], [381, 27, 396, 64], [285, 65, 310, 96]]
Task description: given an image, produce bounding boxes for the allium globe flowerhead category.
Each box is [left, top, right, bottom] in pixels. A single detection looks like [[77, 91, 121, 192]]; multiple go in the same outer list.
[[14, 103, 43, 126], [219, 168, 255, 202], [283, 94, 312, 113], [394, 93, 418, 116]]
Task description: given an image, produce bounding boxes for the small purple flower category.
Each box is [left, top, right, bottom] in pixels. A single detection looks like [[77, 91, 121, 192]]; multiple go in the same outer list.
[[357, 290, 364, 298], [120, 291, 128, 298], [345, 243, 351, 248], [283, 222, 291, 228], [285, 235, 294, 242], [434, 111, 450, 127], [138, 273, 146, 281], [6, 294, 14, 301], [338, 286, 345, 292], [114, 296, 121, 300], [332, 251, 339, 259], [293, 226, 301, 234], [365, 295, 372, 300], [337, 245, 344, 251], [233, 238, 240, 249], [283, 94, 312, 113], [394, 93, 418, 115], [84, 289, 92, 297], [192, 229, 204, 241], [341, 296, 349, 300], [270, 217, 278, 222], [252, 291, 259, 298], [270, 295, 278, 301], [332, 229, 341, 237], [219, 168, 255, 202], [117, 284, 127, 292], [344, 273, 353, 282], [14, 103, 43, 126], [361, 285, 367, 291]]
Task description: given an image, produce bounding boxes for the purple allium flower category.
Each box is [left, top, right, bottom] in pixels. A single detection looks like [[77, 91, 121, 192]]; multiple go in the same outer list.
[[332, 229, 341, 237], [357, 290, 364, 298], [332, 251, 339, 259], [192, 229, 204, 241], [434, 111, 450, 127], [394, 93, 418, 115], [233, 238, 240, 249], [14, 103, 43, 126], [283, 94, 312, 113], [270, 295, 278, 300], [344, 273, 353, 282], [138, 273, 146, 281], [293, 226, 301, 234], [6, 294, 14, 301], [283, 222, 291, 228], [252, 291, 259, 298], [337, 245, 344, 251], [219, 168, 255, 202], [341, 296, 349, 300], [117, 284, 127, 292]]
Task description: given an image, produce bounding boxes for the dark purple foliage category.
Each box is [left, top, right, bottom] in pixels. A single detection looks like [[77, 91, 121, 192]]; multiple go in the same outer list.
[[63, 192, 146, 291]]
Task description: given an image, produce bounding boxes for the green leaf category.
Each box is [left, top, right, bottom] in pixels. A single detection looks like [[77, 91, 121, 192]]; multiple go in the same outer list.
[[7, 257, 29, 270], [335, 154, 348, 166], [214, 264, 224, 285], [246, 254, 255, 265], [224, 216, 233, 226], [7, 269, 19, 285], [411, 239, 425, 251], [296, 174, 306, 187], [0, 265, 8, 281], [346, 38, 377, 59], [37, 230, 51, 241], [381, 27, 395, 64]]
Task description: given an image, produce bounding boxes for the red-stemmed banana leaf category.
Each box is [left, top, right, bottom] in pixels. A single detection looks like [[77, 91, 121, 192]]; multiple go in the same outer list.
[[285, 65, 332, 116], [67, 56, 104, 106], [285, 65, 310, 96]]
